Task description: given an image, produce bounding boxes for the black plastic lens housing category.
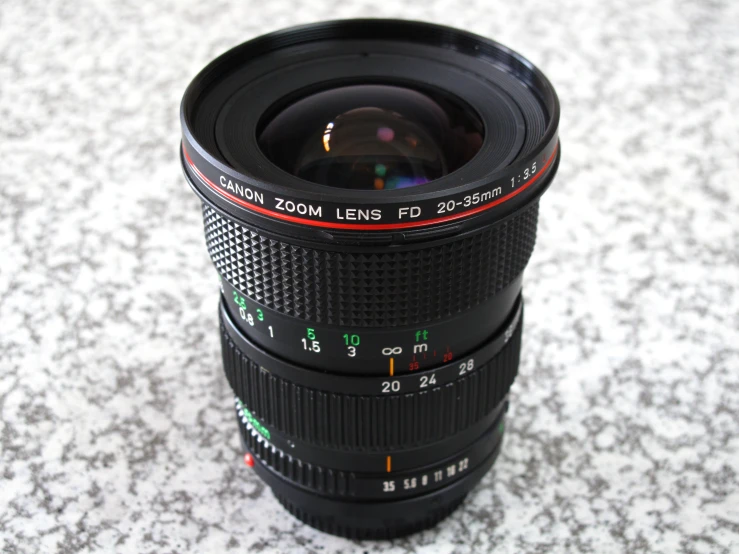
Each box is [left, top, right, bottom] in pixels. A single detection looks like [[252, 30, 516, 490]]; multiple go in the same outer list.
[[180, 19, 560, 539]]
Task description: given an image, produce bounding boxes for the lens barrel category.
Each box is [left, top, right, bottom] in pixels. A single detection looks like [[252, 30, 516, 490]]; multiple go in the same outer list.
[[180, 19, 559, 538]]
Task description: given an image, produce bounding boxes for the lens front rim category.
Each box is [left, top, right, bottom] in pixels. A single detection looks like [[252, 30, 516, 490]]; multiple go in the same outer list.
[[180, 19, 560, 239], [220, 72, 525, 189]]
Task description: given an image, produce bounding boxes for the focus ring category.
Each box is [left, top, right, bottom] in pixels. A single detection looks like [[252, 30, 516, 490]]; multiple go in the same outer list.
[[220, 310, 522, 452], [204, 202, 538, 327]]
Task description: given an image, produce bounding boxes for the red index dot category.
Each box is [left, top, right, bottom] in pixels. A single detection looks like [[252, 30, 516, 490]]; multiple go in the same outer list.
[[244, 453, 255, 468]]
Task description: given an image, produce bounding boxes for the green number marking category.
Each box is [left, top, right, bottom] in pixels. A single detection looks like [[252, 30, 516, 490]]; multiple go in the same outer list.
[[307, 328, 316, 340], [256, 309, 264, 321], [232, 291, 247, 310], [343, 333, 361, 346]]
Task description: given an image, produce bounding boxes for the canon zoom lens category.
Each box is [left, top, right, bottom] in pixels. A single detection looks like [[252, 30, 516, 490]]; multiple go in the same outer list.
[[180, 19, 560, 539]]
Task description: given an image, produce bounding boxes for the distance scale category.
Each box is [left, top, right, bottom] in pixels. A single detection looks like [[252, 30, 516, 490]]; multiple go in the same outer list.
[[219, 276, 516, 375]]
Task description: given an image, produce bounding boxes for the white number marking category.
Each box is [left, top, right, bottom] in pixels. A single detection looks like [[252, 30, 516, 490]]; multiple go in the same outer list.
[[382, 380, 401, 393], [458, 358, 475, 375], [301, 339, 321, 353], [419, 374, 437, 388]]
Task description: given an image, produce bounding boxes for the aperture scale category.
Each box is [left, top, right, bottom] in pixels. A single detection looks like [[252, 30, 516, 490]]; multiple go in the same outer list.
[[236, 396, 507, 500]]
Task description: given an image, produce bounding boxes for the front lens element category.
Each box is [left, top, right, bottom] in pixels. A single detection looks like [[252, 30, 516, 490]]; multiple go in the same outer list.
[[258, 84, 484, 190]]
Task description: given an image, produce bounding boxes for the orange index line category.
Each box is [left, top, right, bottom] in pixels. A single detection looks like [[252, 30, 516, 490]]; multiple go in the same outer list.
[[389, 357, 394, 376], [386, 456, 392, 473]]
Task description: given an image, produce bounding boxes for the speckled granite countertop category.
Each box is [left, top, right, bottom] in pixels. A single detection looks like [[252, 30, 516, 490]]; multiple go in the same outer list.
[[1, 1, 738, 552]]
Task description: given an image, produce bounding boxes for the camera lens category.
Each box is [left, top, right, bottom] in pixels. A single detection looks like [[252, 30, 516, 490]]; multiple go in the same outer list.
[[257, 84, 484, 189], [180, 19, 560, 539]]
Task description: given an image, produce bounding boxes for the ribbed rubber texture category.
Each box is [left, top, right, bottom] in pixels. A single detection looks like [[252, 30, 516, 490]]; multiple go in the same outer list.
[[204, 202, 538, 327], [221, 314, 522, 452], [238, 409, 357, 496], [274, 491, 466, 540]]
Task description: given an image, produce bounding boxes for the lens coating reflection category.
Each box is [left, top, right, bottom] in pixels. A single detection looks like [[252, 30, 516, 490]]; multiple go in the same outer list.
[[258, 85, 484, 190]]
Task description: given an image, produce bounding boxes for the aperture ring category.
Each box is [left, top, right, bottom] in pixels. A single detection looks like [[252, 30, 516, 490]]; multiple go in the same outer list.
[[220, 297, 522, 452], [237, 401, 505, 500], [203, 201, 538, 327], [237, 403, 358, 497]]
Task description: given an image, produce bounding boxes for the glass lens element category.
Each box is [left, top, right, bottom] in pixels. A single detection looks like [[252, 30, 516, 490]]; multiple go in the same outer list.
[[258, 85, 484, 190]]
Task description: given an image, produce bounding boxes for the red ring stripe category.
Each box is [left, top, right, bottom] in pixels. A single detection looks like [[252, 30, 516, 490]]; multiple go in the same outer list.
[[184, 145, 558, 231]]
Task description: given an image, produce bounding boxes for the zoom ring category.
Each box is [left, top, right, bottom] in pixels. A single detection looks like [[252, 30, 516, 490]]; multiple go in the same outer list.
[[220, 314, 522, 452], [204, 202, 538, 327]]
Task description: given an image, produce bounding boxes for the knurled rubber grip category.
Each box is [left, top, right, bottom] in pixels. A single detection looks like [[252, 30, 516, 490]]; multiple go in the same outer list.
[[204, 201, 538, 327]]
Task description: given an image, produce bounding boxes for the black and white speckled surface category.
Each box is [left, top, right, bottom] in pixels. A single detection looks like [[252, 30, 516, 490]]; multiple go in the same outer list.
[[1, 1, 738, 552]]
